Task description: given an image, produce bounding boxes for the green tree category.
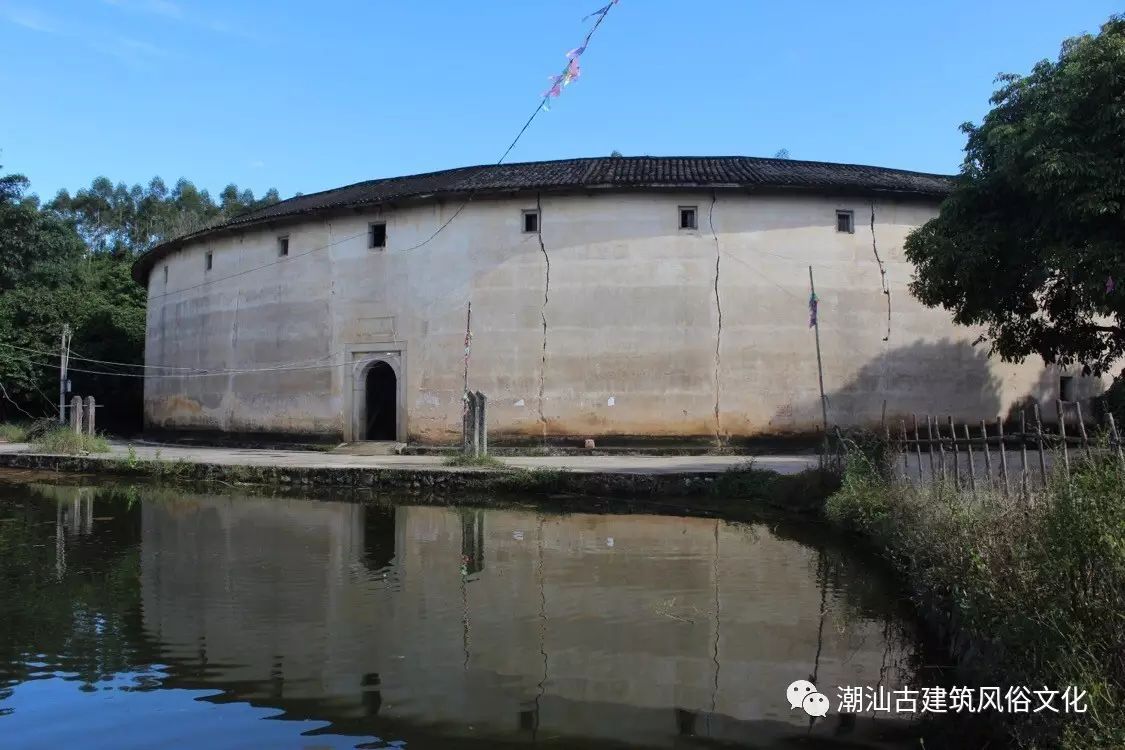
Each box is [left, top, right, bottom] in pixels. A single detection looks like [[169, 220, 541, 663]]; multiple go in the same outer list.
[[0, 254, 146, 421], [904, 16, 1125, 376], [1, 161, 280, 426], [49, 176, 279, 256], [0, 169, 85, 293]]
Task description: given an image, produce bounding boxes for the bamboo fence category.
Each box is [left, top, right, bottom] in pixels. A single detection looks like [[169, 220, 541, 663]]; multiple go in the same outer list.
[[871, 401, 1123, 498]]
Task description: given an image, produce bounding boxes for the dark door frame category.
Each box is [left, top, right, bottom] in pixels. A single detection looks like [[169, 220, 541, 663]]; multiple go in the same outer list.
[[345, 345, 405, 442]]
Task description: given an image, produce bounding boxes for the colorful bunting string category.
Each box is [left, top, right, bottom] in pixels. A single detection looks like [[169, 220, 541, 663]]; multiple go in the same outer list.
[[541, 0, 620, 110], [417, 1, 623, 247], [583, 3, 615, 21]]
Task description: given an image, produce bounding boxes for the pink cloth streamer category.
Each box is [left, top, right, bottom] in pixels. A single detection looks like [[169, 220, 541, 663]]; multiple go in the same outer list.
[[542, 1, 618, 104], [564, 57, 581, 84]]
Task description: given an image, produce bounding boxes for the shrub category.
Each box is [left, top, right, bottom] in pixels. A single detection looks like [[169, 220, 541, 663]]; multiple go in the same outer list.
[[1096, 373, 1125, 428], [31, 427, 110, 455], [0, 417, 57, 443], [713, 462, 840, 512], [823, 449, 896, 533], [825, 447, 1125, 749], [0, 422, 28, 442]]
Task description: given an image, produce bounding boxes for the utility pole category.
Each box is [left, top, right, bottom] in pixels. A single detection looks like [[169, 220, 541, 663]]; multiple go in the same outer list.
[[58, 324, 71, 424]]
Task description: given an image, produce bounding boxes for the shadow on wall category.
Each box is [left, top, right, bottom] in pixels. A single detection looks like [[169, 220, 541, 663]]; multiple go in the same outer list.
[[773, 338, 1004, 433], [1005, 365, 1106, 426]]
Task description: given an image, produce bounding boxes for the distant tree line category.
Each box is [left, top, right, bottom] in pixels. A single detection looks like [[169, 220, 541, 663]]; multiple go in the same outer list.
[[0, 164, 278, 430]]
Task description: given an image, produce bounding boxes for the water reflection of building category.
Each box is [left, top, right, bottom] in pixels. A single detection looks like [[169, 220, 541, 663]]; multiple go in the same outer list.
[[139, 494, 916, 747], [32, 484, 100, 580]]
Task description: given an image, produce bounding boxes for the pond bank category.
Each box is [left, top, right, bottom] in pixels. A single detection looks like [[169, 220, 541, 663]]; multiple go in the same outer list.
[[824, 451, 1125, 750], [0, 441, 833, 514]]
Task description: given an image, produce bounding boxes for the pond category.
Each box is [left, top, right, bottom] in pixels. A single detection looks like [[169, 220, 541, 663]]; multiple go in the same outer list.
[[0, 472, 940, 749]]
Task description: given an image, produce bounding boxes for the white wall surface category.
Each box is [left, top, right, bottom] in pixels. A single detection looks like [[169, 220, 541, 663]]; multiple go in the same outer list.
[[143, 191, 1093, 442]]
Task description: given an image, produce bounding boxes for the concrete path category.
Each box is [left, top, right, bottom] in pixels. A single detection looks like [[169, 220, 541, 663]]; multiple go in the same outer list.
[[0, 441, 820, 476]]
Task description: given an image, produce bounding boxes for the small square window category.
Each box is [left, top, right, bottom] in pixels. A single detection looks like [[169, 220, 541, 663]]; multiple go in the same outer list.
[[369, 222, 386, 249], [679, 206, 698, 230], [836, 210, 854, 233], [522, 210, 539, 234], [205, 251, 213, 271], [278, 235, 289, 257]]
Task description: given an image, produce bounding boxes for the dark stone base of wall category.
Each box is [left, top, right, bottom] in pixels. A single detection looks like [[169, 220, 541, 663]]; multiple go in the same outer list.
[[478, 432, 824, 452], [0, 452, 836, 516], [403, 439, 821, 457], [141, 428, 343, 451], [140, 429, 824, 456]]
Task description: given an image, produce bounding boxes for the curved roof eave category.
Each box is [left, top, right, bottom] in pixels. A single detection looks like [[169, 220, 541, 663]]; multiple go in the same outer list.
[[131, 155, 953, 284]]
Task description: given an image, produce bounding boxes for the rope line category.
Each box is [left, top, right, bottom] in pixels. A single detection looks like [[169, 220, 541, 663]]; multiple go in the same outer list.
[[144, 4, 622, 301]]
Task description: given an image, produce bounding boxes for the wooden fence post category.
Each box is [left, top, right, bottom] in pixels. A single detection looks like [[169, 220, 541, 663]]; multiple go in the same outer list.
[[934, 416, 947, 486], [84, 396, 96, 437], [958, 422, 976, 499], [980, 420, 993, 492], [70, 396, 83, 435], [912, 414, 924, 486], [948, 416, 960, 491], [926, 415, 936, 482], [1019, 410, 1029, 501], [962, 423, 977, 499], [1034, 404, 1049, 487], [1108, 412, 1125, 470], [1056, 399, 1070, 478], [997, 417, 1009, 497], [900, 420, 909, 483], [1075, 401, 1091, 462]]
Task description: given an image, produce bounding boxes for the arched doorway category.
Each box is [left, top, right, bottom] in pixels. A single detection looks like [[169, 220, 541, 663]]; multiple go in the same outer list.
[[364, 361, 397, 440]]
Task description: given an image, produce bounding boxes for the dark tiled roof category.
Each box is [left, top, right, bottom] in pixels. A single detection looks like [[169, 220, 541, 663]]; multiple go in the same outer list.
[[133, 156, 952, 282]]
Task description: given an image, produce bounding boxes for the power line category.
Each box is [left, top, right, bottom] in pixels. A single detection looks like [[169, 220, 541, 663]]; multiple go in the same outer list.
[[0, 341, 337, 375], [1, 348, 354, 380], [46, 341, 201, 371]]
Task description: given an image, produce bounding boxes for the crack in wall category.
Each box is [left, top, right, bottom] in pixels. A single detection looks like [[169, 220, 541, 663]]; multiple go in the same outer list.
[[536, 193, 550, 442], [709, 191, 723, 445], [870, 201, 891, 342]]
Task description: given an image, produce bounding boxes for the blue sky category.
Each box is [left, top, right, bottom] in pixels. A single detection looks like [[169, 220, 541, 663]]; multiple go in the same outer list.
[[1, 0, 1120, 201]]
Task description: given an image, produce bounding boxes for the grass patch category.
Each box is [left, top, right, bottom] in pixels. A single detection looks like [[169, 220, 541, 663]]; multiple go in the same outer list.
[[443, 453, 506, 468], [31, 427, 110, 455], [825, 445, 1125, 749], [0, 422, 29, 442], [494, 467, 565, 491], [711, 461, 840, 511], [109, 445, 195, 480]]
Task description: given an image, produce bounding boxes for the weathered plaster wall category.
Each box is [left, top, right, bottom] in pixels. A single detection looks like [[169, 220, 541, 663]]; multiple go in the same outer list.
[[143, 191, 1094, 442]]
